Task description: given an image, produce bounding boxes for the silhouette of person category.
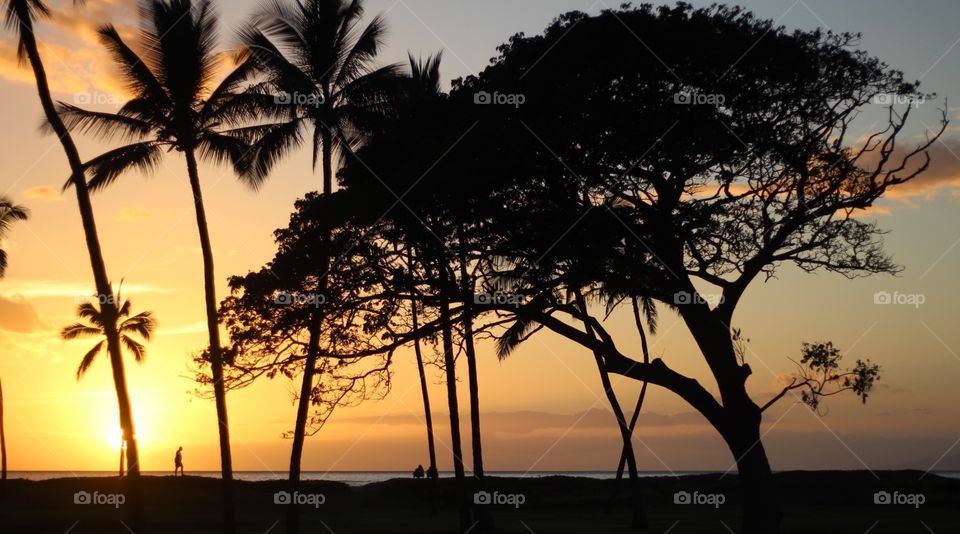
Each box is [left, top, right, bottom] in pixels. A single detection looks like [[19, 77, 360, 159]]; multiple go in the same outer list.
[[413, 464, 425, 479], [426, 465, 438, 479], [174, 446, 184, 477]]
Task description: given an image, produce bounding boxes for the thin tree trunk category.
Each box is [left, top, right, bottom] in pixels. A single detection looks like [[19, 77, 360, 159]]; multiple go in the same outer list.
[[409, 248, 438, 513], [1, 377, 6, 497], [286, 129, 335, 534], [574, 292, 647, 529], [286, 321, 320, 534], [457, 227, 492, 530], [614, 298, 651, 482], [184, 148, 235, 534], [439, 295, 470, 532], [119, 440, 125, 478], [15, 10, 143, 529]]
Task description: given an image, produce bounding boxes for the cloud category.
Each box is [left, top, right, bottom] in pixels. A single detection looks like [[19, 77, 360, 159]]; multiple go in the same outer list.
[[23, 185, 63, 202], [875, 137, 960, 201], [115, 206, 151, 222], [0, 278, 175, 300], [0, 294, 44, 333]]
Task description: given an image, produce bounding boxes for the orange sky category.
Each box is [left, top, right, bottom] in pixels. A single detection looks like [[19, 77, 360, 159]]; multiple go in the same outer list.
[[0, 0, 959, 474]]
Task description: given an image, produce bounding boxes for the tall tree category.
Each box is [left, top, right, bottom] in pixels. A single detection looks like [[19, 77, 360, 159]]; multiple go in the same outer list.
[[239, 2, 400, 531], [0, 197, 27, 495], [2, 1, 145, 526], [54, 1, 272, 531]]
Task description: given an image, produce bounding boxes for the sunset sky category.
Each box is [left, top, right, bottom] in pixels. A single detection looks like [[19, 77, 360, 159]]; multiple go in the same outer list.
[[1, 0, 959, 475]]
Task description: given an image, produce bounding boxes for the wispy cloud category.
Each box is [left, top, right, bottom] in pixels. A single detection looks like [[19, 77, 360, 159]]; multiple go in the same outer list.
[[0, 278, 176, 299], [23, 185, 63, 202], [115, 206, 151, 222]]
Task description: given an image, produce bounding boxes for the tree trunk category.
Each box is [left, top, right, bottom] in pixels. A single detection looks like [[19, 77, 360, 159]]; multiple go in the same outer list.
[[614, 298, 651, 486], [15, 10, 144, 529], [457, 229, 492, 530], [439, 298, 470, 532], [287, 129, 335, 534], [1, 377, 6, 497], [724, 409, 781, 534], [574, 293, 646, 529], [409, 249, 439, 513], [286, 321, 320, 534], [185, 148, 235, 534], [681, 306, 781, 534]]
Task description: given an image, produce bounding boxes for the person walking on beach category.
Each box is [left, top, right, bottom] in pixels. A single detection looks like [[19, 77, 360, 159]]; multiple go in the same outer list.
[[174, 446, 184, 476]]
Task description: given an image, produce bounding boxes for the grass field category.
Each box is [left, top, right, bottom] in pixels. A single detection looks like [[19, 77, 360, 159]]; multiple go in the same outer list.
[[1, 471, 957, 533]]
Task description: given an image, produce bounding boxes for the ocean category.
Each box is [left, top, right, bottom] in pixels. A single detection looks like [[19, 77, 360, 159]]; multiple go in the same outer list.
[[8, 470, 959, 486]]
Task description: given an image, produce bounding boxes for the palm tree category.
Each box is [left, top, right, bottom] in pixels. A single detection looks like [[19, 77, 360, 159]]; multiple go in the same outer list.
[[62, 293, 155, 483], [1, 2, 145, 521], [239, 3, 400, 531], [54, 2, 273, 530], [62, 297, 156, 382], [0, 197, 27, 495]]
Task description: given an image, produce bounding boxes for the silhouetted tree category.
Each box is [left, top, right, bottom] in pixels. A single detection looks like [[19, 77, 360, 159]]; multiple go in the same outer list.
[[61, 293, 155, 489], [237, 4, 401, 530], [3, 0, 147, 524], [450, 5, 944, 532], [55, 2, 279, 529]]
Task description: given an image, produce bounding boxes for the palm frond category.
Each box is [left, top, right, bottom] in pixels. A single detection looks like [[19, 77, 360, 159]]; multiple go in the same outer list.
[[97, 24, 170, 106], [83, 141, 163, 192], [121, 335, 147, 362], [120, 311, 156, 341], [496, 315, 539, 360], [76, 340, 104, 379], [47, 103, 153, 143], [61, 323, 102, 340]]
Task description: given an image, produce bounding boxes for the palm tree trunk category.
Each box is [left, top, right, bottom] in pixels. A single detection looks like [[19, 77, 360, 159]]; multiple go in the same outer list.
[[14, 9, 143, 529], [439, 294, 469, 532], [1, 377, 6, 497], [184, 148, 235, 534], [408, 249, 438, 513], [457, 228, 492, 530]]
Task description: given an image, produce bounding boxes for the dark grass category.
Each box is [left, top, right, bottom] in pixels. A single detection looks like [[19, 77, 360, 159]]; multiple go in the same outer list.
[[1, 471, 957, 533]]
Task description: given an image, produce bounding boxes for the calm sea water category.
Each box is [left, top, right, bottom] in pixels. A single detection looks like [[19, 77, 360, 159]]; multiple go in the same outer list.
[[8, 471, 959, 486]]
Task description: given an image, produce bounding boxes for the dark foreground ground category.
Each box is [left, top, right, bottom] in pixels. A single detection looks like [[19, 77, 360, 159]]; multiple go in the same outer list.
[[1, 471, 957, 533]]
